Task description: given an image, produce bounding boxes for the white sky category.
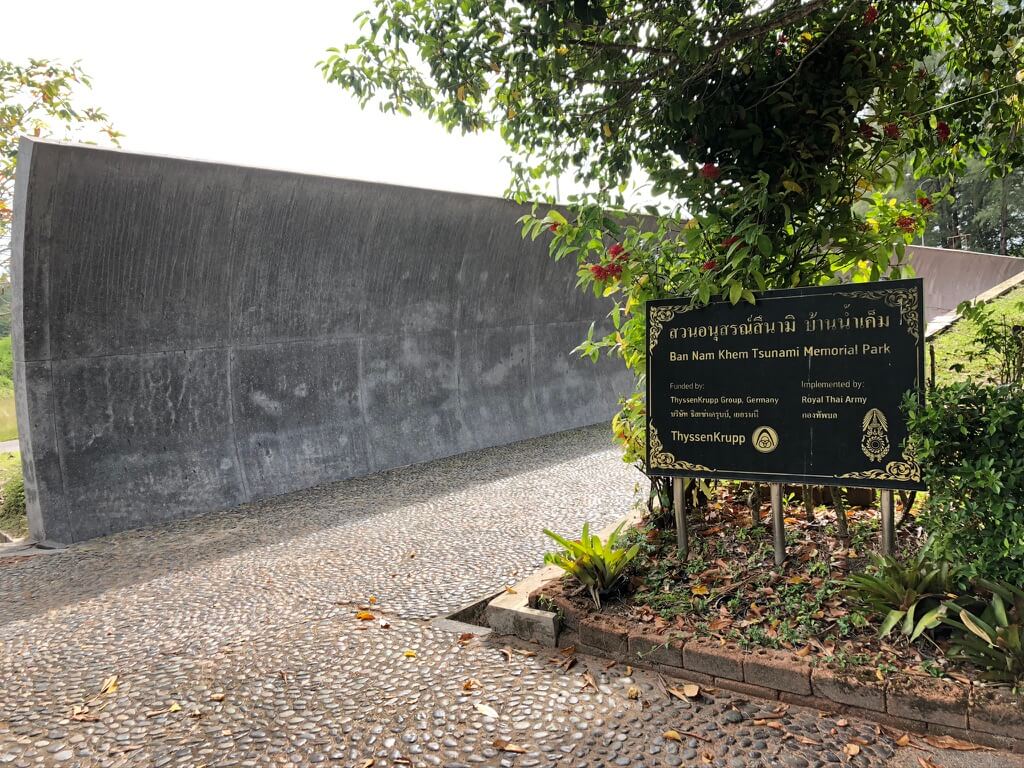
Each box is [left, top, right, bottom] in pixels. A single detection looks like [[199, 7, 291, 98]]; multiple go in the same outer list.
[[2, 0, 517, 198]]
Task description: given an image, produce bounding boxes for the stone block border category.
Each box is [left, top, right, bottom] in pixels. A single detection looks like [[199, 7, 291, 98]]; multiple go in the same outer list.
[[487, 572, 1024, 754]]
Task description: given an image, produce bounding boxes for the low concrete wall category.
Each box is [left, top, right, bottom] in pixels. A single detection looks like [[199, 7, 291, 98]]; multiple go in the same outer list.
[[906, 245, 1024, 320], [12, 140, 631, 544]]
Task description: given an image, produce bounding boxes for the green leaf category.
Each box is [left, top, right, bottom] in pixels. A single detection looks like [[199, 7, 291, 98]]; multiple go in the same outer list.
[[729, 282, 742, 304], [880, 609, 906, 637]]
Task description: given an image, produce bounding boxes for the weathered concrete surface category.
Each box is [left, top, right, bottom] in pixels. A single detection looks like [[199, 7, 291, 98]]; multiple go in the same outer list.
[[907, 244, 1024, 320], [12, 139, 631, 544]]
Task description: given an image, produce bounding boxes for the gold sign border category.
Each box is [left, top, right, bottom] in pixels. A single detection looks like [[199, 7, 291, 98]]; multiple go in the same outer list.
[[646, 282, 925, 486]]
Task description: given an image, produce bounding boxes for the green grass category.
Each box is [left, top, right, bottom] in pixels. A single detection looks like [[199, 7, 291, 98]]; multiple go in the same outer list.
[[0, 451, 25, 538], [0, 393, 17, 441], [0, 336, 15, 441], [931, 284, 1024, 386]]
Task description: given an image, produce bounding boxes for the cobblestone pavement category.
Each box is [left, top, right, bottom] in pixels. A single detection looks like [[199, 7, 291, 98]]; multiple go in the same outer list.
[[1, 427, 1021, 768]]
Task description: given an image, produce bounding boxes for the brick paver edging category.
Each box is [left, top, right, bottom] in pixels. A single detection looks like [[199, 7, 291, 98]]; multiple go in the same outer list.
[[521, 588, 1024, 755]]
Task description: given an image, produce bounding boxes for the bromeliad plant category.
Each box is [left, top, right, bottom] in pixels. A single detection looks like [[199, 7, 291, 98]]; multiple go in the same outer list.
[[844, 545, 970, 641], [944, 580, 1024, 685], [543, 521, 640, 609]]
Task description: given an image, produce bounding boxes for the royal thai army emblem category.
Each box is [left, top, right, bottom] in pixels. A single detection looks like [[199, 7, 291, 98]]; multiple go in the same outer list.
[[861, 408, 890, 462]]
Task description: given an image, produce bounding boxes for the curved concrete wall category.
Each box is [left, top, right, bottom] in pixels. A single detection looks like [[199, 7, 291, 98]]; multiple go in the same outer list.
[[12, 140, 631, 544], [906, 245, 1024, 321]]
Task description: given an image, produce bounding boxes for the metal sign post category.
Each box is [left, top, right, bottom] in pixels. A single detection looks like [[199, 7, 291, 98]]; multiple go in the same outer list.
[[770, 483, 785, 565], [880, 490, 895, 556], [673, 476, 689, 560]]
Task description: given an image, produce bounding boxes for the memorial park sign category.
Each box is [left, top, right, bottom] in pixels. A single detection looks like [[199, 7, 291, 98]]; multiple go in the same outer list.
[[646, 279, 925, 561]]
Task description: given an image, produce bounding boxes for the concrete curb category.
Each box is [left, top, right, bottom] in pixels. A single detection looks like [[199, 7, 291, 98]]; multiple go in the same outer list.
[[485, 506, 645, 646], [519, 592, 1024, 754]]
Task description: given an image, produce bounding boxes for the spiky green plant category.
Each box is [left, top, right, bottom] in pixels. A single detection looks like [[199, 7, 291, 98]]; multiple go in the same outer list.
[[843, 544, 970, 641], [943, 580, 1024, 684], [543, 521, 640, 609]]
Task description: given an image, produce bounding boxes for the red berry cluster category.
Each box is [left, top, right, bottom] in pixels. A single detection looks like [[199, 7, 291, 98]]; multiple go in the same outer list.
[[896, 215, 917, 233], [702, 260, 718, 272], [917, 196, 933, 211], [883, 123, 901, 140], [700, 163, 720, 180], [589, 263, 623, 281], [607, 243, 628, 261], [864, 4, 879, 24], [936, 121, 950, 143]]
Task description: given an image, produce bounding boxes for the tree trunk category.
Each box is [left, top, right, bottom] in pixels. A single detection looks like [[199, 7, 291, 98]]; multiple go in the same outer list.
[[949, 184, 962, 249], [833, 487, 849, 540], [748, 483, 762, 526], [803, 486, 816, 523], [1000, 174, 1009, 255]]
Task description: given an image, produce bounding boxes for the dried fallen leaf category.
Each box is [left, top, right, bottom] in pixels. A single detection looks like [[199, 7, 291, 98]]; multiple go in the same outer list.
[[836, 719, 848, 727], [581, 672, 598, 691], [493, 739, 527, 754], [378, 618, 391, 629], [844, 744, 860, 757], [144, 702, 182, 718], [70, 704, 100, 722], [795, 646, 813, 658], [627, 685, 641, 700], [209, 692, 225, 702], [458, 632, 476, 645], [682, 683, 701, 698], [474, 702, 499, 719], [355, 610, 375, 621], [357, 760, 374, 768], [663, 729, 683, 742], [368, 596, 377, 604], [795, 735, 820, 745], [560, 645, 576, 655], [99, 675, 119, 695], [917, 758, 942, 768], [462, 678, 481, 691], [896, 733, 911, 747], [403, 649, 417, 658], [923, 735, 990, 751]]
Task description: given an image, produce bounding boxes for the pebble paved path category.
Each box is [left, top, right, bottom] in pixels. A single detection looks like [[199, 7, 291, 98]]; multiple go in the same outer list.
[[0, 426, 1019, 767]]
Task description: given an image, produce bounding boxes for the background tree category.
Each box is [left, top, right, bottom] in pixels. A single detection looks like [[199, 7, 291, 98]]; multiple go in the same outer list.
[[0, 58, 119, 334], [896, 160, 1024, 255], [324, 0, 1024, 462]]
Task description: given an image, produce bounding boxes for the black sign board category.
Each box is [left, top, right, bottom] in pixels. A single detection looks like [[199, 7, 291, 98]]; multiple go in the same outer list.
[[646, 279, 925, 491]]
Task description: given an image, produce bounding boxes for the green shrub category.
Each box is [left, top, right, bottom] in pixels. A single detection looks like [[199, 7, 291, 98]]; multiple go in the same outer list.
[[844, 544, 970, 640], [0, 473, 25, 535], [943, 580, 1024, 684], [0, 336, 12, 393], [543, 521, 639, 609], [909, 381, 1024, 583]]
